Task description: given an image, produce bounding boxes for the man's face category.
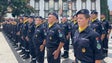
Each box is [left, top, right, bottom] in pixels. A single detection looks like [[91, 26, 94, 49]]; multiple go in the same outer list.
[[35, 18, 42, 25], [101, 15, 105, 19], [23, 17, 27, 20], [61, 17, 67, 23], [28, 18, 33, 23], [48, 15, 56, 24], [91, 14, 97, 19], [19, 18, 23, 23]]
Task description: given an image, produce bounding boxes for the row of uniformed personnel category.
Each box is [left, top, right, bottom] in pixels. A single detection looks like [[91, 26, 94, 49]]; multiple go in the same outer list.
[[2, 9, 111, 63]]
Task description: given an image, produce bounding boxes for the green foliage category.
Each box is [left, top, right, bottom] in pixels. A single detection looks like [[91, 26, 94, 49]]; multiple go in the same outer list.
[[100, 0, 110, 21], [0, 0, 35, 18]]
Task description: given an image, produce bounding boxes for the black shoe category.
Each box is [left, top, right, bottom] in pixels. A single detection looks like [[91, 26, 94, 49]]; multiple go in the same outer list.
[[22, 54, 30, 59], [62, 54, 68, 58], [104, 53, 108, 57], [12, 42, 17, 47], [30, 60, 36, 63], [62, 51, 69, 58], [15, 47, 21, 51], [13, 45, 18, 48], [19, 50, 25, 55]]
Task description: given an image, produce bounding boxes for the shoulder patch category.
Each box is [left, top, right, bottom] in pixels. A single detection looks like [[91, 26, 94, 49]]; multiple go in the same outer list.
[[96, 38, 101, 49], [58, 30, 63, 37]]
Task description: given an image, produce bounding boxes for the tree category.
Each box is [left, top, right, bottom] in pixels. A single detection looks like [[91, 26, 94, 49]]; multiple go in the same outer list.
[[0, 0, 35, 22], [100, 0, 110, 21], [0, 0, 10, 22]]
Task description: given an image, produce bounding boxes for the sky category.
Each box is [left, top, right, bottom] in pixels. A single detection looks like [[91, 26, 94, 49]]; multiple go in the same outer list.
[[108, 0, 112, 11]]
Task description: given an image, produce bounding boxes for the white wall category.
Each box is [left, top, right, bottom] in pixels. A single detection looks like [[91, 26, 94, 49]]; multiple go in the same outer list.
[[30, 0, 101, 19]]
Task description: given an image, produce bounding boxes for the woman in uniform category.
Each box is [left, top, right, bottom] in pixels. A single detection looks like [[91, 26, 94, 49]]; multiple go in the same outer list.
[[73, 9, 103, 63]]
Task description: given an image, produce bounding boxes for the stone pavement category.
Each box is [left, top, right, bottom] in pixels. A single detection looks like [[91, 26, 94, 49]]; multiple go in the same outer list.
[[0, 31, 112, 63], [0, 32, 18, 63]]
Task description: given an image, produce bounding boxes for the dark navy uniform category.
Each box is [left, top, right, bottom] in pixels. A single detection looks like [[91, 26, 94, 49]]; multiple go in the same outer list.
[[73, 9, 103, 63], [71, 21, 78, 41], [46, 23, 65, 63], [33, 24, 46, 63], [90, 10, 105, 37], [43, 21, 48, 29], [26, 21, 36, 61], [16, 21, 23, 51], [7, 22, 12, 39], [73, 26, 103, 63], [11, 21, 18, 47], [60, 20, 71, 58], [101, 18, 111, 57], [90, 11, 105, 55], [19, 22, 25, 54], [20, 20, 30, 59], [90, 19, 105, 36]]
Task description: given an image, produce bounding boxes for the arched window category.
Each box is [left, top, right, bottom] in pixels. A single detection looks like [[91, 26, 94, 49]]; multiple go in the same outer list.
[[44, 0, 49, 18], [54, 0, 59, 13], [81, 0, 87, 9], [62, 0, 68, 17], [71, 0, 77, 15], [34, 0, 40, 16], [91, 0, 96, 10]]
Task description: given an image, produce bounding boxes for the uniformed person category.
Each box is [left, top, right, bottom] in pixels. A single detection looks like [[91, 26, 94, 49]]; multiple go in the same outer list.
[[41, 18, 48, 29], [11, 20, 18, 48], [25, 16, 36, 63], [90, 11, 105, 59], [8, 20, 13, 43], [20, 15, 30, 59], [71, 14, 78, 42], [45, 12, 65, 63], [100, 13, 111, 57], [19, 17, 26, 55], [90, 10, 105, 41], [15, 17, 23, 51], [73, 9, 103, 63], [7, 19, 13, 40], [60, 16, 71, 58], [33, 16, 46, 63]]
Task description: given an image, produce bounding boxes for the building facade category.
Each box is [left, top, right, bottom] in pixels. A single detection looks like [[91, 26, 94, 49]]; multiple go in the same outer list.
[[29, 0, 100, 18]]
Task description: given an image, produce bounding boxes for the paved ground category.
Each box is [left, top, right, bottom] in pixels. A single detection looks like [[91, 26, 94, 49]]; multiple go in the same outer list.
[[0, 31, 112, 63], [0, 32, 18, 63], [104, 32, 112, 63]]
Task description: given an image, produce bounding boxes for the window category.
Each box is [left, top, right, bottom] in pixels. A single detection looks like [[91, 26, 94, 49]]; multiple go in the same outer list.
[[54, 0, 59, 13], [34, 0, 40, 16], [81, 0, 87, 9], [62, 0, 68, 17], [44, 0, 49, 18], [71, 0, 77, 15], [91, 0, 96, 10]]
